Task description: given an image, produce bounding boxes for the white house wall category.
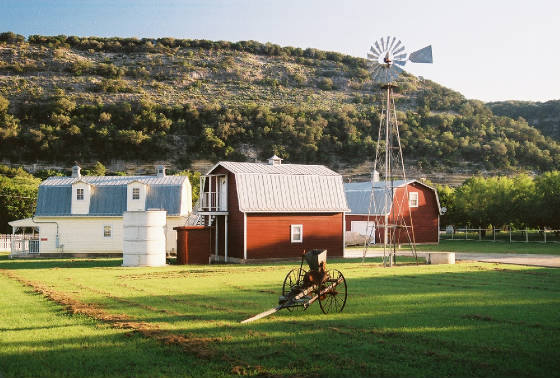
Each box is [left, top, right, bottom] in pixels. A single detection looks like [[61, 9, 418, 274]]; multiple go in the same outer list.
[[166, 216, 187, 253], [180, 182, 193, 215], [36, 215, 186, 255]]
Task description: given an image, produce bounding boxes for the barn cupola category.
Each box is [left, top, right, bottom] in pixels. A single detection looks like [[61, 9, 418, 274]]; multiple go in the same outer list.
[[156, 165, 166, 177], [372, 169, 380, 182], [267, 155, 282, 166], [72, 165, 81, 179]]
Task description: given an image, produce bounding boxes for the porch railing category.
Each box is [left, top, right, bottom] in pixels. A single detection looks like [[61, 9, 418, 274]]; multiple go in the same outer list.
[[10, 238, 40, 256]]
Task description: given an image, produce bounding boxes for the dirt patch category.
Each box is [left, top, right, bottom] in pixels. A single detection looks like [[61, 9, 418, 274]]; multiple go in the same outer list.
[[0, 269, 150, 330], [229, 284, 276, 295], [0, 269, 221, 360], [117, 269, 228, 280], [462, 314, 558, 330]]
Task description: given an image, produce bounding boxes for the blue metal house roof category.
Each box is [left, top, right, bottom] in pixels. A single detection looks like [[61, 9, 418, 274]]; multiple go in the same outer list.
[[35, 175, 188, 216]]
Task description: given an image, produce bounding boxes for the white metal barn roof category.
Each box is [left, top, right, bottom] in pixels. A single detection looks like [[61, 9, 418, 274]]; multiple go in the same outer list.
[[344, 180, 442, 215], [210, 161, 349, 213]]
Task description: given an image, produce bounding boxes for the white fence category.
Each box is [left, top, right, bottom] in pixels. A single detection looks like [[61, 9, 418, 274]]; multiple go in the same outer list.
[[0, 234, 39, 252], [442, 228, 560, 243]]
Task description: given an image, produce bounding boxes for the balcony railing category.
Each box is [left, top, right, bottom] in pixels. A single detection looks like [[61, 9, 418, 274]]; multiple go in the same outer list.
[[200, 191, 227, 211], [199, 174, 227, 212]]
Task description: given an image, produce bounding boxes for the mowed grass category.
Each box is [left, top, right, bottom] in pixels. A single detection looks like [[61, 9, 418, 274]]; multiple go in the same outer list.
[[1, 253, 559, 377], [350, 239, 560, 255]]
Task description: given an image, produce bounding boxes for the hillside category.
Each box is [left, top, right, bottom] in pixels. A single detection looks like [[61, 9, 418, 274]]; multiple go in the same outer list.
[[0, 32, 559, 180], [488, 100, 560, 141]]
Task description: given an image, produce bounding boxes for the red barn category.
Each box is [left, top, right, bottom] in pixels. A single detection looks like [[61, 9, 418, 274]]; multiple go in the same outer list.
[[344, 179, 442, 244], [196, 156, 349, 261]]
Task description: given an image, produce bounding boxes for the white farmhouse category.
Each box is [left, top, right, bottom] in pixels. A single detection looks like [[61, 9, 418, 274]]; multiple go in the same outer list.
[[11, 165, 192, 257]]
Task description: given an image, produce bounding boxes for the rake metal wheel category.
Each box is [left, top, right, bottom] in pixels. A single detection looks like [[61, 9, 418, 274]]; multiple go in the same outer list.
[[318, 269, 347, 314], [282, 268, 308, 312]]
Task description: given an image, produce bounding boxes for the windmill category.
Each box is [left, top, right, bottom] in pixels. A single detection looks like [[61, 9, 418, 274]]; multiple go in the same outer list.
[[363, 36, 433, 266]]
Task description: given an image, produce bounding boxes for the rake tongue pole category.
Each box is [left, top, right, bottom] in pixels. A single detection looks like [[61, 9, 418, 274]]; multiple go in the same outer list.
[[240, 277, 344, 324], [240, 306, 282, 324]]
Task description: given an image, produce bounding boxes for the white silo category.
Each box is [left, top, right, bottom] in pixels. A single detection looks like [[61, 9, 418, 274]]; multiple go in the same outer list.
[[122, 210, 167, 267]]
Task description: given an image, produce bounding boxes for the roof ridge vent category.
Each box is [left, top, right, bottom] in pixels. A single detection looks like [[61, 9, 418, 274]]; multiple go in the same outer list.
[[156, 165, 166, 177], [71, 165, 81, 178], [267, 155, 282, 166]]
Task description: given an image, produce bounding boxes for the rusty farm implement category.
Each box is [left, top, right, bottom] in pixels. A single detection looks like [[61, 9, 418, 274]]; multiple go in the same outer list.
[[241, 249, 347, 323]]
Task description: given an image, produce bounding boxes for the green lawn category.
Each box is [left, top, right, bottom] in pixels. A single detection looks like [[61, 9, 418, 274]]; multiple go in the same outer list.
[[350, 239, 560, 255], [1, 253, 559, 377]]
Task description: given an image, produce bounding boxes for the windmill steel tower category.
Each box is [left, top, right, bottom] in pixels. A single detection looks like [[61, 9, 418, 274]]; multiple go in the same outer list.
[[364, 36, 433, 266]]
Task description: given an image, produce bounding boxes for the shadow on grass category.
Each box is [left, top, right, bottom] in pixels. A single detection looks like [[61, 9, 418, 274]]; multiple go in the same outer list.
[[0, 254, 122, 270], [3, 265, 560, 377]]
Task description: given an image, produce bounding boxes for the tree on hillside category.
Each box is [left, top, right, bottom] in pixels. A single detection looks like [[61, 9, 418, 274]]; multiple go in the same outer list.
[[0, 166, 40, 233]]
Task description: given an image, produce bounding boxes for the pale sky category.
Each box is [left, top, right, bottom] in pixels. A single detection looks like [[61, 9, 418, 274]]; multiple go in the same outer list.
[[1, 0, 559, 102]]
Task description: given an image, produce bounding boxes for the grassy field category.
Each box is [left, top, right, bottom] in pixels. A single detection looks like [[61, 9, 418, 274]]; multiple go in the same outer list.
[[350, 239, 560, 255], [1, 253, 559, 377]]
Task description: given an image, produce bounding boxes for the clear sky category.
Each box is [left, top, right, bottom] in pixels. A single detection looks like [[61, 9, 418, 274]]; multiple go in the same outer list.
[[1, 0, 559, 102]]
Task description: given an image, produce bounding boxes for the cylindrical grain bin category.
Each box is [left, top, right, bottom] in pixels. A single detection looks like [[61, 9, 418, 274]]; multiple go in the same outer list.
[[123, 210, 167, 267], [174, 226, 214, 264]]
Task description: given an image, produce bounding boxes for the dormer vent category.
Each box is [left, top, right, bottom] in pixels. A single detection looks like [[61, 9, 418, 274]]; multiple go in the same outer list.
[[267, 155, 282, 166], [72, 165, 81, 178], [156, 165, 166, 177]]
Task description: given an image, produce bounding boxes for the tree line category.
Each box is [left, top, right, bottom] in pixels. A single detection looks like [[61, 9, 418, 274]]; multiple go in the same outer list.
[[437, 172, 560, 230]]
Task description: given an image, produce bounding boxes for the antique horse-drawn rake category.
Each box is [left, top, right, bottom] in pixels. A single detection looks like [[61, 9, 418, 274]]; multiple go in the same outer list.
[[241, 249, 347, 323]]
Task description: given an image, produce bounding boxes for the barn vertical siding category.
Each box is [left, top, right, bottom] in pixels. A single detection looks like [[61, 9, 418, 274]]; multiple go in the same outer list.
[[345, 183, 439, 244], [246, 213, 343, 259]]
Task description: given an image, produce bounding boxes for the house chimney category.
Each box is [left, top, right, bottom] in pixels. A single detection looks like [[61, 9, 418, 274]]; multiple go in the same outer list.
[[72, 165, 81, 178], [372, 169, 380, 182], [267, 155, 282, 166], [156, 165, 166, 177]]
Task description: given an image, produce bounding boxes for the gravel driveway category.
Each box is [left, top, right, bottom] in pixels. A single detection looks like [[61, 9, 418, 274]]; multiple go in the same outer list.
[[344, 249, 560, 268]]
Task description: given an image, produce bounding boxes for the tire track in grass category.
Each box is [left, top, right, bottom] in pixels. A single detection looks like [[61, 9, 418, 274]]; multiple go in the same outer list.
[[0, 269, 288, 378], [0, 269, 277, 377]]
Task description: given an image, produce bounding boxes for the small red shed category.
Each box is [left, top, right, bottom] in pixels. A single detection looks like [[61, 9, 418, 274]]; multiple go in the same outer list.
[[344, 179, 442, 244], [196, 156, 349, 261]]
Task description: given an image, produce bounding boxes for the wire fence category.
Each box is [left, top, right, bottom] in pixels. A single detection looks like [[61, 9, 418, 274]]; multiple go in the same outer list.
[[441, 228, 560, 243]]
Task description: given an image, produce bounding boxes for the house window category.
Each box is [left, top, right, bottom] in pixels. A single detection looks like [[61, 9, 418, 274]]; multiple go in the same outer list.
[[103, 225, 112, 238], [291, 224, 303, 243], [132, 188, 140, 200], [409, 192, 419, 208], [76, 188, 84, 200]]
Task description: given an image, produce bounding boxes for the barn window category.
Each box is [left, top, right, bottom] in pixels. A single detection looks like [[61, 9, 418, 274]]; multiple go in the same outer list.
[[132, 188, 140, 200], [76, 188, 84, 200], [409, 192, 419, 207], [103, 225, 112, 238], [291, 224, 303, 243]]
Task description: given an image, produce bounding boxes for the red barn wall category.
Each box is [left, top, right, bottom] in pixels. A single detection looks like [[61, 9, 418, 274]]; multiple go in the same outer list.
[[346, 182, 439, 244], [246, 213, 344, 259]]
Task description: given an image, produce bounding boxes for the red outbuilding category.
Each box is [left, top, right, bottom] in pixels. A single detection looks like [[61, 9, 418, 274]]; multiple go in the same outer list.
[[194, 156, 349, 261], [344, 179, 442, 244]]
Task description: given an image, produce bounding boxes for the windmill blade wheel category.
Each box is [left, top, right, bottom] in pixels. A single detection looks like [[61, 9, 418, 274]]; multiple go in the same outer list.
[[318, 269, 347, 314]]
